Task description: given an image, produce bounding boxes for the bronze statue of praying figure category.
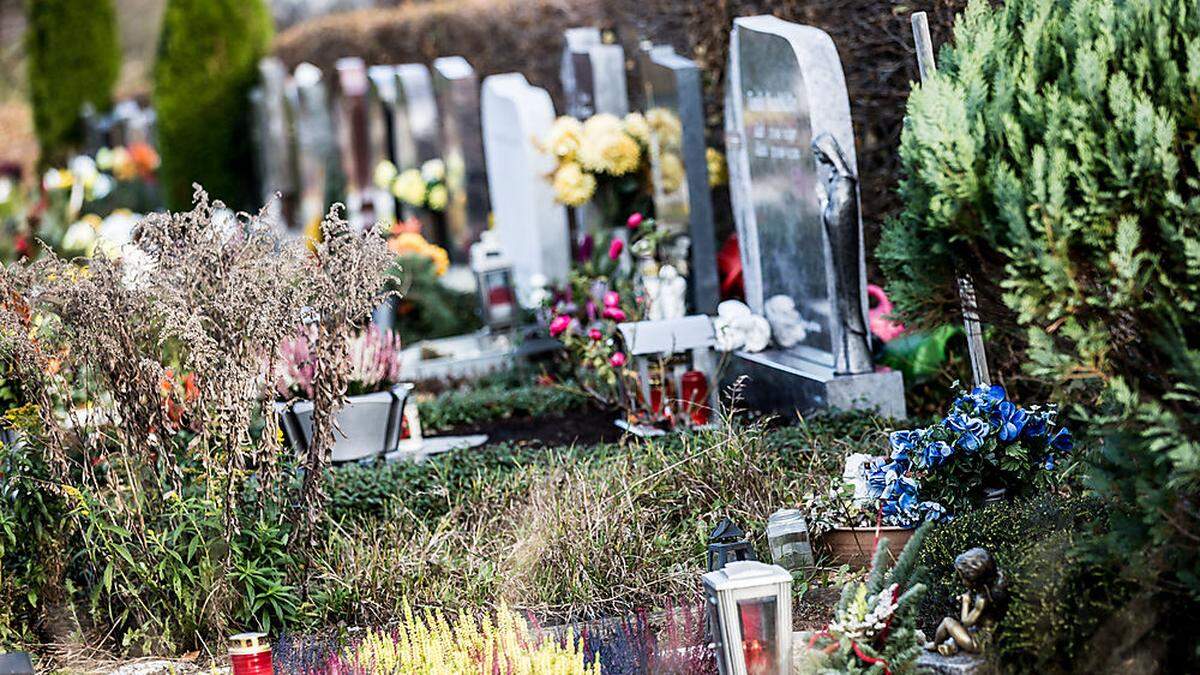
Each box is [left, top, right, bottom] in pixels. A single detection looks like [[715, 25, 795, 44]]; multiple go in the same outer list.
[[812, 133, 873, 375], [926, 547, 1009, 656]]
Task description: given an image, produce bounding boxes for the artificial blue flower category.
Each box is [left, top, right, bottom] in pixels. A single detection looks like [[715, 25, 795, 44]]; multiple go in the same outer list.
[[947, 413, 989, 452], [889, 429, 922, 465], [1043, 454, 1056, 471], [865, 458, 890, 499], [919, 440, 954, 468], [1049, 427, 1073, 454], [972, 384, 1007, 404], [920, 501, 950, 523], [1022, 413, 1048, 441], [991, 400, 1029, 443]]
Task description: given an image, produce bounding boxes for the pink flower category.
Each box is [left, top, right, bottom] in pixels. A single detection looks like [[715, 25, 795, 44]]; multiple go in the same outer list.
[[608, 238, 624, 260], [549, 314, 573, 337], [609, 351, 628, 367], [603, 291, 620, 308], [589, 328, 603, 341], [626, 212, 644, 229], [602, 306, 627, 322]]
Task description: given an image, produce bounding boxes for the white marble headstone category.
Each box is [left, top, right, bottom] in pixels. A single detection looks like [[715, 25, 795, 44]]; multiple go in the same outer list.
[[481, 73, 569, 307]]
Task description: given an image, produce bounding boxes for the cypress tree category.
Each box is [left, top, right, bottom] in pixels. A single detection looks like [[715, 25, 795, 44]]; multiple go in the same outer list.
[[881, 0, 1200, 665], [25, 0, 121, 165], [153, 0, 273, 210]]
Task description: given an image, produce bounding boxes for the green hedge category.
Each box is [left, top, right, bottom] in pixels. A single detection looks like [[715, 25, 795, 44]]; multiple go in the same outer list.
[[26, 0, 120, 164], [153, 0, 272, 209]]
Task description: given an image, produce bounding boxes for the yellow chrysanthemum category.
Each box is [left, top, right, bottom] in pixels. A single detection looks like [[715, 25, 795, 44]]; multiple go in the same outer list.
[[706, 147, 728, 187], [543, 116, 584, 160], [623, 111, 650, 145], [581, 112, 623, 139], [578, 128, 641, 176], [658, 151, 685, 193], [392, 168, 428, 207], [373, 160, 398, 189], [647, 107, 683, 149], [552, 162, 597, 207], [426, 184, 448, 212], [420, 158, 445, 182]]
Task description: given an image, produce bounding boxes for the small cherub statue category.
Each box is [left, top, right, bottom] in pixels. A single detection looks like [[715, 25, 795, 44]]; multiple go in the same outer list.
[[926, 547, 1008, 656]]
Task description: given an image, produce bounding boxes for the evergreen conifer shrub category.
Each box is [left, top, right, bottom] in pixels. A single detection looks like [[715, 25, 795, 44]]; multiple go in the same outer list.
[[153, 0, 273, 209], [881, 0, 1200, 665], [25, 0, 121, 164]]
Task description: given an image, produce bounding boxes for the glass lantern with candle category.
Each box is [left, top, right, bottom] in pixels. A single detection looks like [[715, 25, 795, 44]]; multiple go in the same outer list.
[[469, 230, 517, 330], [702, 560, 793, 675]]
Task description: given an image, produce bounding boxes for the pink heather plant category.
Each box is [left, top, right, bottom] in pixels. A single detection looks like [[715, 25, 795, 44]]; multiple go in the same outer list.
[[277, 324, 404, 399]]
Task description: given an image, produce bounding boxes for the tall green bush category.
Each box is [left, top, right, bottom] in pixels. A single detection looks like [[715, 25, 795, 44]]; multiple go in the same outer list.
[[153, 0, 272, 209], [881, 0, 1200, 665], [25, 0, 121, 164]]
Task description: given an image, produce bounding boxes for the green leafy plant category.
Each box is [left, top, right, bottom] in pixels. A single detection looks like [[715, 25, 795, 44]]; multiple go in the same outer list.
[[153, 0, 273, 209], [802, 525, 929, 674], [880, 0, 1200, 664], [25, 0, 120, 164], [418, 383, 588, 433]]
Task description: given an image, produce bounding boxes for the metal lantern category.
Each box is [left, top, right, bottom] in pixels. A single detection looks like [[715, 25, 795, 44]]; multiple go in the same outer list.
[[707, 517, 757, 571], [229, 632, 272, 675], [469, 230, 518, 330], [702, 561, 793, 675]]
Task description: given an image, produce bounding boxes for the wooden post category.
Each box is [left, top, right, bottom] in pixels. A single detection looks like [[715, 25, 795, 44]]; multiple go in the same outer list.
[[911, 11, 992, 387]]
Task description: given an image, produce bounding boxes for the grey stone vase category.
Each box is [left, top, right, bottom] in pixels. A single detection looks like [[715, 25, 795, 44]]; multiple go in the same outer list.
[[276, 382, 414, 463]]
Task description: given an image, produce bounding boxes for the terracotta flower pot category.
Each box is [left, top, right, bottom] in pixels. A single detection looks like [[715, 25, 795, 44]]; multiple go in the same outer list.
[[276, 382, 414, 463], [819, 526, 915, 568]]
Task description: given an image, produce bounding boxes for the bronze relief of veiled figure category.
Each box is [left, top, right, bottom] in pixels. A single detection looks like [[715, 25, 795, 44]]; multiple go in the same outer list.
[[812, 133, 872, 375], [926, 547, 1009, 655]]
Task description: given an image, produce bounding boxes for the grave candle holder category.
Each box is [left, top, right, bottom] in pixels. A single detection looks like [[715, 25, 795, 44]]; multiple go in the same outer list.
[[470, 231, 517, 330], [702, 560, 793, 675], [229, 632, 272, 675]]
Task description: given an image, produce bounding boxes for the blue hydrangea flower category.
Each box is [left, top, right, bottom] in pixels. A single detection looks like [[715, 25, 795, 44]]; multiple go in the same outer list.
[[1049, 427, 1073, 454], [889, 429, 922, 466], [947, 413, 989, 452], [919, 440, 954, 468], [991, 400, 1029, 443], [1022, 414, 1048, 441]]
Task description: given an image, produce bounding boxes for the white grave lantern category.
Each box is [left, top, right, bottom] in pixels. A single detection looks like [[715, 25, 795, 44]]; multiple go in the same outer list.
[[703, 560, 793, 675], [469, 230, 517, 330]]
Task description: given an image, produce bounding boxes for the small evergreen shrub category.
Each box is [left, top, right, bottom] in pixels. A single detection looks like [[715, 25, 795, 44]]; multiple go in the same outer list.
[[881, 0, 1200, 663], [915, 495, 1131, 674], [153, 0, 273, 209], [25, 0, 120, 164]]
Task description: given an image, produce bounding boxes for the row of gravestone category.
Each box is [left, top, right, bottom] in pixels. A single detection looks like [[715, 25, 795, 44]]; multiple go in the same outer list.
[[250, 16, 906, 418]]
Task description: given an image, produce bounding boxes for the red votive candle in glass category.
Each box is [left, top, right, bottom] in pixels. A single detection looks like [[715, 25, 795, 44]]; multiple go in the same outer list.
[[229, 632, 272, 675], [681, 370, 710, 426]]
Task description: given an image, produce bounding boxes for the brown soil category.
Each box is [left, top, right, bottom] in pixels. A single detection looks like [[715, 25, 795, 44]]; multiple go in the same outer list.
[[439, 405, 627, 449]]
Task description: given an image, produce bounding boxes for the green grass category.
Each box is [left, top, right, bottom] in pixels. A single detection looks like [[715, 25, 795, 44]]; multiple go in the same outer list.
[[315, 412, 891, 625]]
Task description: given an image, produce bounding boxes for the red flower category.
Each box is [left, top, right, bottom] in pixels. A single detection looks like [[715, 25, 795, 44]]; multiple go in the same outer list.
[[549, 314, 573, 337], [588, 328, 603, 341], [626, 212, 644, 229], [608, 238, 624, 260], [609, 351, 627, 367], [603, 291, 620, 308], [602, 306, 627, 322]]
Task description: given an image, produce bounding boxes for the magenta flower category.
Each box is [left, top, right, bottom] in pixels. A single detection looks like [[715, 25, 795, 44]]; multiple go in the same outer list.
[[603, 290, 620, 308], [610, 351, 628, 367], [549, 314, 572, 337], [589, 328, 603, 341], [608, 238, 624, 260], [602, 306, 627, 322], [626, 212, 644, 229]]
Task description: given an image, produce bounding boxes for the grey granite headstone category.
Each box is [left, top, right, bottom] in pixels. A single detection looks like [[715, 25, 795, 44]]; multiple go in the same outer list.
[[432, 56, 490, 262], [334, 57, 376, 228], [481, 73, 569, 303], [367, 64, 399, 222], [288, 62, 337, 232], [253, 58, 298, 226], [722, 15, 904, 418], [561, 27, 629, 118], [916, 651, 988, 675], [643, 47, 720, 314], [394, 64, 443, 237]]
